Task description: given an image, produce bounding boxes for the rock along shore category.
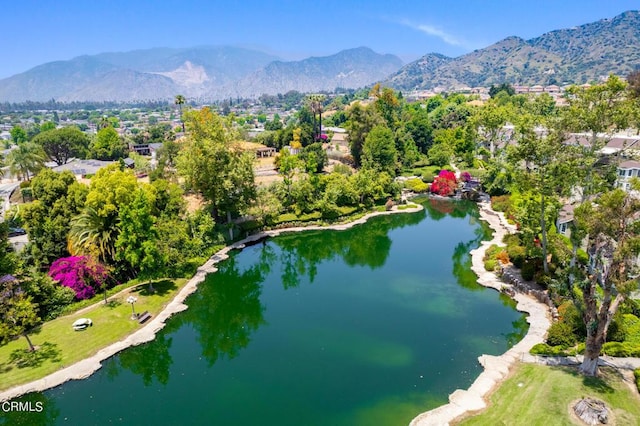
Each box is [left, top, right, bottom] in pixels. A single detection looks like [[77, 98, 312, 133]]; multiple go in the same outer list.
[[409, 200, 552, 426], [0, 204, 423, 403]]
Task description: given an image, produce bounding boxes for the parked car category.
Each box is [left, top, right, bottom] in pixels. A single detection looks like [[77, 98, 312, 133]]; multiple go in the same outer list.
[[8, 227, 26, 237]]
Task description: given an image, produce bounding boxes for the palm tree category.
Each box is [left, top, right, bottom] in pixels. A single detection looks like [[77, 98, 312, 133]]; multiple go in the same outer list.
[[307, 94, 325, 141], [97, 115, 111, 130], [68, 207, 118, 264], [175, 95, 186, 133], [5, 142, 45, 181]]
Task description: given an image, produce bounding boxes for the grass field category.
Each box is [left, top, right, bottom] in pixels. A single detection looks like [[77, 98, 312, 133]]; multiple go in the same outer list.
[[456, 363, 640, 426], [0, 279, 184, 392]]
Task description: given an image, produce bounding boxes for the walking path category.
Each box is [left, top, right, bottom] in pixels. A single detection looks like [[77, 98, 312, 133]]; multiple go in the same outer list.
[[0, 203, 423, 403]]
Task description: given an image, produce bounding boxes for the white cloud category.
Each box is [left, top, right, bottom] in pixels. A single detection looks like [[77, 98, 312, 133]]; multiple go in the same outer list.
[[401, 20, 463, 47]]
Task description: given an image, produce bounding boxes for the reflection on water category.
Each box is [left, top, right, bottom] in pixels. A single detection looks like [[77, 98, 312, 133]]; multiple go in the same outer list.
[[1, 200, 527, 426]]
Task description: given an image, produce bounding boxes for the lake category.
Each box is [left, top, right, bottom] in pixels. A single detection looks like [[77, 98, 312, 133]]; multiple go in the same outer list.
[[1, 199, 527, 426]]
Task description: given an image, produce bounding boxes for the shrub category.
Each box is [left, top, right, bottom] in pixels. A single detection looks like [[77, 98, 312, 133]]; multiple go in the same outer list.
[[521, 260, 536, 281], [404, 178, 429, 193], [460, 171, 472, 182], [534, 271, 552, 289], [530, 343, 569, 356], [506, 244, 526, 268], [430, 170, 458, 196], [48, 256, 110, 300], [491, 195, 511, 212], [607, 311, 631, 343], [602, 342, 640, 357], [484, 258, 498, 271], [495, 250, 510, 264], [546, 321, 578, 347], [635, 368, 640, 392]]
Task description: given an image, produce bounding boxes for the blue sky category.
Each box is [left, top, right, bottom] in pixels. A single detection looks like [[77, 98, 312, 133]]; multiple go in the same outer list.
[[2, 0, 638, 79]]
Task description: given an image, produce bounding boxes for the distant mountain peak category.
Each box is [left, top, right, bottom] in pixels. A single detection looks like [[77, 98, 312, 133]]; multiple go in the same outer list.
[[152, 61, 210, 87], [385, 10, 640, 90], [0, 45, 402, 102]]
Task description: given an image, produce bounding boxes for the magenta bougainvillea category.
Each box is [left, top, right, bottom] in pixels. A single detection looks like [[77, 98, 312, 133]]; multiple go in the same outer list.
[[461, 171, 472, 183], [48, 256, 109, 300], [430, 170, 458, 196]]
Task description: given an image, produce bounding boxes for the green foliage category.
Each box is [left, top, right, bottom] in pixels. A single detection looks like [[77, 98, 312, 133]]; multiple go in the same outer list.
[[362, 125, 398, 175], [484, 258, 498, 272], [488, 83, 515, 98], [530, 343, 574, 356], [115, 189, 164, 280], [176, 108, 256, 221], [404, 178, 429, 193], [506, 243, 526, 268], [427, 141, 453, 167], [31, 126, 89, 165], [601, 342, 640, 357], [21, 169, 88, 267], [91, 127, 126, 160], [521, 260, 536, 281], [546, 321, 578, 347]]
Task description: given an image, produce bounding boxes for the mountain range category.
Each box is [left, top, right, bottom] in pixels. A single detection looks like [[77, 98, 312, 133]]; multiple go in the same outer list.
[[0, 10, 639, 102], [0, 47, 401, 103], [386, 10, 640, 90]]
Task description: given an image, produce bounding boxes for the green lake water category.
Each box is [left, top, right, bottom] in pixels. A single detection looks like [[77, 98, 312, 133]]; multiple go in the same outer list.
[[1, 199, 528, 426]]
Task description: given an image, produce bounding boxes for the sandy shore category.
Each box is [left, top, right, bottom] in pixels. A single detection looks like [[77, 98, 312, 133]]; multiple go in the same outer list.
[[409, 201, 552, 426], [0, 204, 423, 402]]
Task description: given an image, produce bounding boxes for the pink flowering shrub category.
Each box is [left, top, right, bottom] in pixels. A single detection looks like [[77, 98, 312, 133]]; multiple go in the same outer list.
[[461, 171, 472, 183], [48, 256, 109, 300], [430, 170, 458, 196]]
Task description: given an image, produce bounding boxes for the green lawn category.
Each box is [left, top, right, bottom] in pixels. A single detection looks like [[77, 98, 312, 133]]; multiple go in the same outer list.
[[457, 363, 640, 426], [0, 279, 184, 392]]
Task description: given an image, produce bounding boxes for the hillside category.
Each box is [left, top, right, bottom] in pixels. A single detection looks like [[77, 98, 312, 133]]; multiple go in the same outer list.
[[0, 46, 402, 102], [386, 10, 640, 90]]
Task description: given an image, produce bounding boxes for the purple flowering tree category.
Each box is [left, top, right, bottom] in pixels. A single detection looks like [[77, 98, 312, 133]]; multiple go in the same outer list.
[[48, 256, 109, 301]]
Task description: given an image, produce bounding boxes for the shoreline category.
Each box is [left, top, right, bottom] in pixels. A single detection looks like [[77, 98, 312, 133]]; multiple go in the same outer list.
[[0, 203, 423, 402], [409, 201, 552, 426]]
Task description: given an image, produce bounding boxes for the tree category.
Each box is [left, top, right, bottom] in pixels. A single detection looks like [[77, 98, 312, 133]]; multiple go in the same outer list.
[[307, 94, 326, 141], [370, 84, 401, 129], [299, 142, 328, 174], [91, 127, 126, 160], [489, 83, 515, 98], [69, 165, 141, 265], [361, 125, 398, 175], [0, 223, 17, 276], [562, 75, 629, 199], [508, 115, 577, 274], [246, 186, 283, 227], [21, 169, 88, 267], [471, 103, 510, 157], [405, 107, 434, 154], [115, 189, 164, 281], [32, 126, 89, 166], [10, 126, 27, 144], [176, 108, 256, 223], [346, 102, 383, 166], [0, 275, 40, 352], [175, 94, 186, 133], [5, 142, 46, 181], [570, 189, 640, 376]]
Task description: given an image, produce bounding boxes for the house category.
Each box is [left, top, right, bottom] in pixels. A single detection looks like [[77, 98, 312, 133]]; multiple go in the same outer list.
[[616, 160, 640, 192], [50, 159, 115, 179], [600, 137, 640, 156], [556, 203, 575, 237]]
